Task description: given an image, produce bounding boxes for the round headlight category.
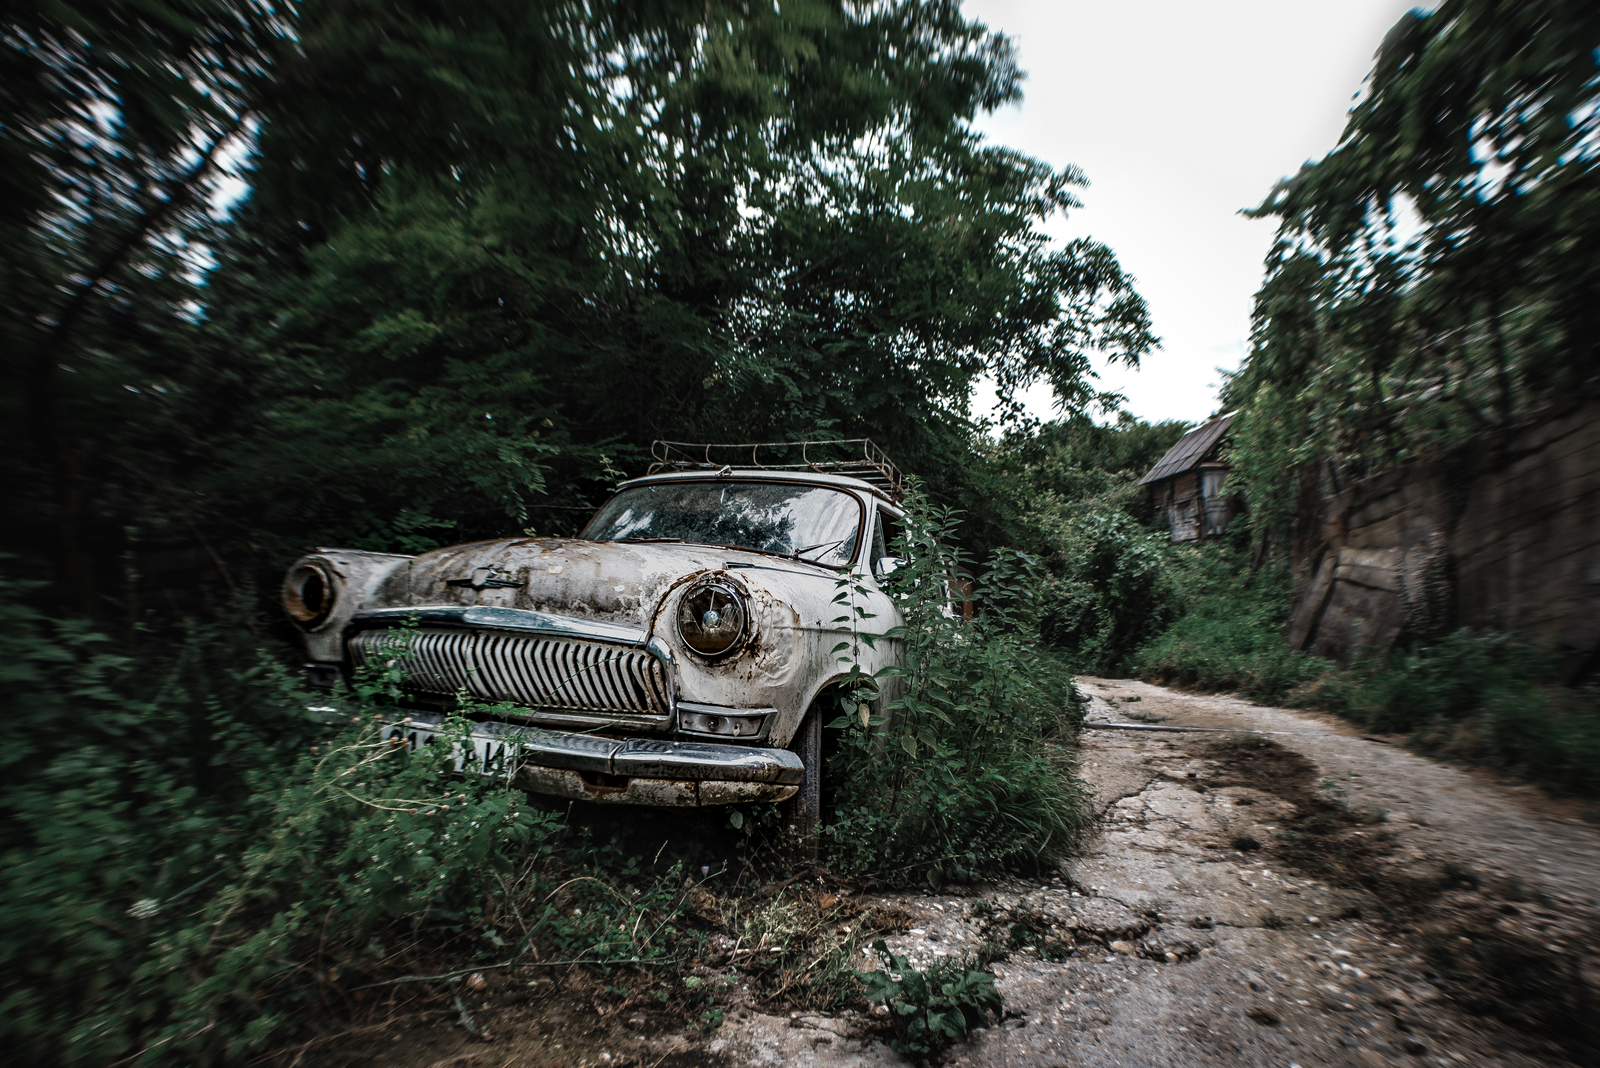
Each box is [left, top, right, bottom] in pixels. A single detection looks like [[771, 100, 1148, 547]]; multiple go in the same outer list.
[[283, 561, 336, 629], [676, 578, 747, 658]]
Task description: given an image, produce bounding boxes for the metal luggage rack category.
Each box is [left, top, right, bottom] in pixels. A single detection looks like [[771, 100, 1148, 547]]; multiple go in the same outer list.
[[648, 439, 903, 499]]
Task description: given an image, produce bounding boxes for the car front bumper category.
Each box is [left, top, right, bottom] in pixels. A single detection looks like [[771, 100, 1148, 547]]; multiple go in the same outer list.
[[383, 711, 802, 807]]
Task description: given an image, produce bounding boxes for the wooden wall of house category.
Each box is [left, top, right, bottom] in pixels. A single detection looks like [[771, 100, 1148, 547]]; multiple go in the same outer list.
[[1153, 471, 1203, 541], [1287, 397, 1600, 679]]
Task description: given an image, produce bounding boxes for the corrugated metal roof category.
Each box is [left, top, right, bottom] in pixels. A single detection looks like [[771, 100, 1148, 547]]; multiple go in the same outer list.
[[1138, 413, 1235, 485]]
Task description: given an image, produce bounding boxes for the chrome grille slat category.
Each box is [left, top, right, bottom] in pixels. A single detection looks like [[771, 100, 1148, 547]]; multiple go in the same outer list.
[[571, 643, 608, 709], [579, 644, 614, 708], [428, 630, 464, 692], [568, 642, 605, 708], [644, 660, 664, 709], [418, 629, 459, 691], [604, 645, 638, 706], [547, 640, 577, 704], [483, 632, 522, 701], [348, 627, 668, 722], [523, 635, 562, 703], [475, 631, 514, 699]]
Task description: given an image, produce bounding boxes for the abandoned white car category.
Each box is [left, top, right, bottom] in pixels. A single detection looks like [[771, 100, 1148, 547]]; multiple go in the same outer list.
[[282, 441, 905, 831]]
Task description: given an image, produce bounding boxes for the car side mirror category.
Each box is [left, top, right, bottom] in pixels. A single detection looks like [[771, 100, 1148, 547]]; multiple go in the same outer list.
[[875, 556, 902, 577]]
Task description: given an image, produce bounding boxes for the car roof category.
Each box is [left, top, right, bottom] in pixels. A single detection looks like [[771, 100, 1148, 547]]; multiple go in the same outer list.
[[615, 468, 900, 506]]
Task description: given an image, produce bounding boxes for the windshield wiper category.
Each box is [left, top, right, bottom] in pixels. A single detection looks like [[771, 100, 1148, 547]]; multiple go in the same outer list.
[[619, 536, 848, 568], [790, 538, 848, 561]]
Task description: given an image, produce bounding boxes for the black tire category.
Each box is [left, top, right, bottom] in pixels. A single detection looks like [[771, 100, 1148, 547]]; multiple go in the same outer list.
[[787, 709, 822, 846]]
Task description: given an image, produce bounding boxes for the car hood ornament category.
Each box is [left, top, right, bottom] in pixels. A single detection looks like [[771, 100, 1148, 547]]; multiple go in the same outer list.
[[444, 565, 526, 590]]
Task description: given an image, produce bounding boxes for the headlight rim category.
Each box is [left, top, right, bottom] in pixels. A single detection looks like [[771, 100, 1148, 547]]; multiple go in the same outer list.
[[675, 575, 750, 660], [283, 560, 337, 630]]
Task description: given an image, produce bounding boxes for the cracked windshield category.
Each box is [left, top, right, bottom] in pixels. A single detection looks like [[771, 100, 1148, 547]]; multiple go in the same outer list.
[[582, 481, 861, 565]]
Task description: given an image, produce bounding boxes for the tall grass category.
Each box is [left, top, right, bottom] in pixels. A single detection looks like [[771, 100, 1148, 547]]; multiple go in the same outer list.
[[0, 582, 720, 1064], [0, 585, 550, 1064], [825, 488, 1092, 885], [1317, 632, 1600, 796], [1133, 542, 1326, 703]]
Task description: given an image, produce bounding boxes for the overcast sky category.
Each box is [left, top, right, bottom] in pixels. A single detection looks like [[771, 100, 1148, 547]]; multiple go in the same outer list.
[[965, 0, 1421, 427]]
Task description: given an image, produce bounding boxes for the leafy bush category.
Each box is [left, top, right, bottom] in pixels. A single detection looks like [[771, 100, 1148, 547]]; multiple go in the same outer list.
[[1319, 631, 1600, 796], [1132, 546, 1327, 703], [0, 580, 626, 1064], [1037, 503, 1180, 675], [1128, 555, 1600, 796], [824, 488, 1090, 885], [1322, 630, 1548, 733], [0, 601, 548, 1066], [859, 941, 1001, 1065]]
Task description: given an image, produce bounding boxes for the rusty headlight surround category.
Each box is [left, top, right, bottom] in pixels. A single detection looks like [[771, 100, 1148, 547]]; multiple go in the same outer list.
[[283, 560, 337, 630], [675, 576, 748, 659]]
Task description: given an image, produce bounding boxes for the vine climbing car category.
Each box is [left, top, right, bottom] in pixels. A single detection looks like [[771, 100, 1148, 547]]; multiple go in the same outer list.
[[282, 440, 906, 834]]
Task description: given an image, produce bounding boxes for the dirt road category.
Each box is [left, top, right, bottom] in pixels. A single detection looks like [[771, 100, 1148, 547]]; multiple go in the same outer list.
[[710, 678, 1600, 1068], [346, 679, 1600, 1068]]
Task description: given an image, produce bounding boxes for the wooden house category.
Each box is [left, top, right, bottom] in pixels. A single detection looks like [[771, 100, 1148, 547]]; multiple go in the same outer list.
[[1138, 413, 1239, 542]]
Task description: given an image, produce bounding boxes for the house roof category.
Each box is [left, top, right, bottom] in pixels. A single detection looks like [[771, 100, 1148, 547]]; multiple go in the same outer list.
[[1138, 413, 1235, 485]]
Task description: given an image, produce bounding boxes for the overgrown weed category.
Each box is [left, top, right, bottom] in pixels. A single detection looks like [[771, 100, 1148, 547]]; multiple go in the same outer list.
[[0, 587, 710, 1064], [859, 941, 1001, 1065], [823, 485, 1092, 885], [1133, 541, 1325, 703], [703, 890, 911, 1010]]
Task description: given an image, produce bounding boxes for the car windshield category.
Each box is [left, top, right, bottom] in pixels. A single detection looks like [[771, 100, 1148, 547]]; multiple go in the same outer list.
[[582, 480, 862, 566]]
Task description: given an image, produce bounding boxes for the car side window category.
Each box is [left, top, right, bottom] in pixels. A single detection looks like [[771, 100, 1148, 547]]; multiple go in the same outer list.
[[871, 509, 902, 578]]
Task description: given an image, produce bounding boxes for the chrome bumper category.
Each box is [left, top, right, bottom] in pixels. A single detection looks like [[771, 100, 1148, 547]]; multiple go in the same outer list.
[[382, 711, 802, 806]]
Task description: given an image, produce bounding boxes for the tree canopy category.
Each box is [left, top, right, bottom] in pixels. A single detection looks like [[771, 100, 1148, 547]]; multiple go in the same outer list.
[[3, 0, 1155, 618], [1225, 0, 1600, 542]]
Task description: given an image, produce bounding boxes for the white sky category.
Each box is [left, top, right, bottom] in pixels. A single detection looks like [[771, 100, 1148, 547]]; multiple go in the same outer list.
[[966, 0, 1421, 426]]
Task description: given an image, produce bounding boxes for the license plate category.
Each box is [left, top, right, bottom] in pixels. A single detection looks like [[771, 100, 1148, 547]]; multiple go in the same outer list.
[[378, 714, 526, 778]]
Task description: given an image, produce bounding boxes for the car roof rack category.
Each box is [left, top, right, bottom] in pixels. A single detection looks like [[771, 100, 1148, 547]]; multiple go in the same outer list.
[[648, 439, 903, 499]]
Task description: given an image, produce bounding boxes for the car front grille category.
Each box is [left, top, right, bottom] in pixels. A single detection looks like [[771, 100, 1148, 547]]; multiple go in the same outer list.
[[348, 626, 672, 728]]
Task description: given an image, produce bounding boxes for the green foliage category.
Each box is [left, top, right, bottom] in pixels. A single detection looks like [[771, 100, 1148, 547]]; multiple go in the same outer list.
[[859, 941, 1001, 1065], [956, 412, 1188, 562], [1227, 0, 1600, 537], [1129, 553, 1600, 796], [824, 486, 1090, 885], [1008, 413, 1191, 519], [954, 413, 1190, 673], [4, 0, 1155, 610], [0, 579, 674, 1064], [1038, 506, 1180, 676], [1314, 631, 1600, 796], [2, 1, 297, 613], [1133, 545, 1326, 703]]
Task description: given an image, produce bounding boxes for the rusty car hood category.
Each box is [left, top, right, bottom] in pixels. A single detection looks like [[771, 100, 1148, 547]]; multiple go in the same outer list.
[[377, 537, 839, 629]]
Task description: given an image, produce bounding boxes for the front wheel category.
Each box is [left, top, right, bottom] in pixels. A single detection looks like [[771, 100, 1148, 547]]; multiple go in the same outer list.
[[786, 710, 822, 846]]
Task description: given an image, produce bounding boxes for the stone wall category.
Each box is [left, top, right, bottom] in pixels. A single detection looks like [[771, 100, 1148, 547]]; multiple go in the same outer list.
[[1286, 398, 1600, 681]]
